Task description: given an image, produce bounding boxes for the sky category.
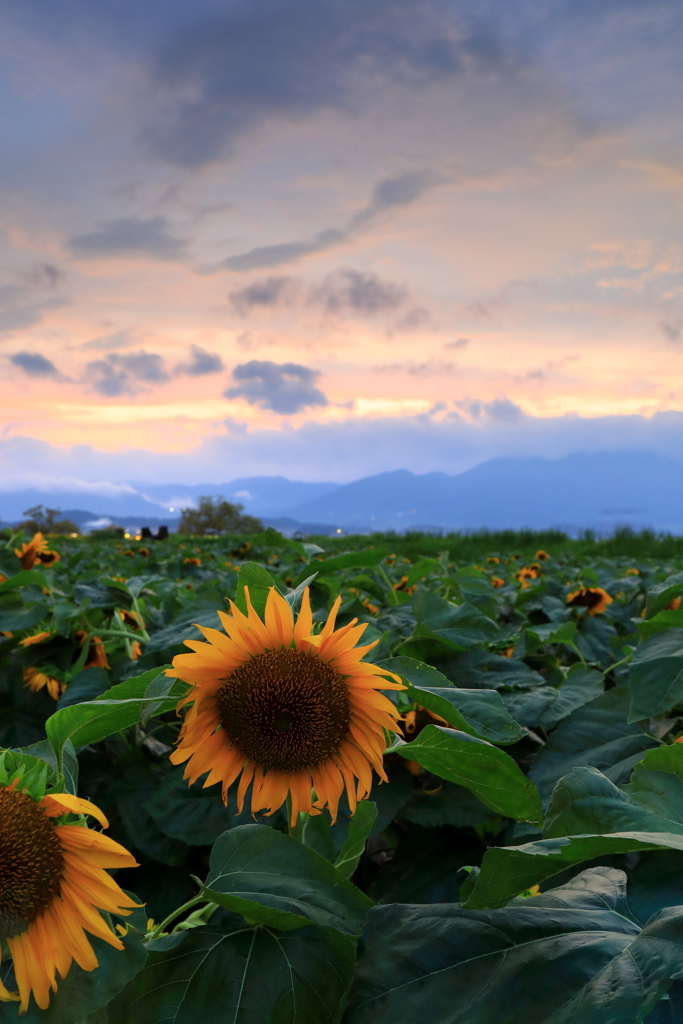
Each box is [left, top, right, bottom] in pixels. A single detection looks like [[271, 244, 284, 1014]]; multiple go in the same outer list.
[[2, 0, 683, 487]]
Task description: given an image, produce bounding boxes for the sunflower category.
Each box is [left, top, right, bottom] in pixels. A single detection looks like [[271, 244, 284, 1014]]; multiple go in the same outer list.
[[168, 586, 404, 825], [22, 667, 65, 701], [18, 632, 53, 648], [566, 586, 613, 615], [14, 533, 60, 571], [74, 631, 110, 670], [0, 773, 139, 1014], [535, 550, 550, 561]]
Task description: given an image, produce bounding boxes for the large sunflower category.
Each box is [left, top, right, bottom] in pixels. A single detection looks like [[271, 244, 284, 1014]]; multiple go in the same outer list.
[[168, 586, 403, 824], [14, 533, 60, 571], [0, 779, 139, 1014]]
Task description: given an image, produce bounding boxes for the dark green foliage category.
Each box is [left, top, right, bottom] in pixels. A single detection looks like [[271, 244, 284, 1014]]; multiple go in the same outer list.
[[3, 528, 683, 1019]]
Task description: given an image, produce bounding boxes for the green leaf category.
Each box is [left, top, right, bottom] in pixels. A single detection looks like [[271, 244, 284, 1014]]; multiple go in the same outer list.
[[234, 561, 281, 616], [392, 724, 543, 823], [45, 665, 173, 759], [284, 572, 318, 610], [628, 629, 683, 721], [0, 569, 48, 593], [646, 572, 683, 619], [529, 688, 658, 805], [334, 801, 378, 879], [347, 867, 683, 1024], [405, 558, 442, 588], [144, 603, 223, 653], [463, 832, 683, 910], [17, 738, 79, 794], [57, 667, 110, 709], [140, 669, 177, 727], [110, 920, 355, 1024], [446, 649, 546, 690], [0, 925, 146, 1024], [201, 824, 372, 935], [0, 603, 49, 632], [145, 771, 283, 847], [501, 667, 604, 731], [296, 549, 389, 585], [544, 765, 683, 839], [379, 656, 526, 744]]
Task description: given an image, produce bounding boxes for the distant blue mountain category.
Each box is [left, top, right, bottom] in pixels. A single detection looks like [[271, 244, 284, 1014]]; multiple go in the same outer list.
[[284, 451, 683, 533], [1, 451, 682, 534]]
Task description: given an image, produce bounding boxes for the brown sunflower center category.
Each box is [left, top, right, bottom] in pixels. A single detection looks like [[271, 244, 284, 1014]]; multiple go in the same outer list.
[[568, 588, 603, 609], [0, 788, 64, 939], [216, 648, 352, 772]]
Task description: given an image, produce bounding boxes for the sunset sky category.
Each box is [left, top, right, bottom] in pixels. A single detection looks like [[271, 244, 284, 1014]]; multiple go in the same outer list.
[[2, 0, 683, 488]]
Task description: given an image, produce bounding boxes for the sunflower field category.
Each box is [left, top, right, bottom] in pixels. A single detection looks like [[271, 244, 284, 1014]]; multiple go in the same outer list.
[[5, 525, 683, 1021]]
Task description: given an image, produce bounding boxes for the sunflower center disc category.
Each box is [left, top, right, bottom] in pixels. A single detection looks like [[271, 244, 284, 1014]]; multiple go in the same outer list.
[[216, 648, 352, 772], [0, 788, 64, 939]]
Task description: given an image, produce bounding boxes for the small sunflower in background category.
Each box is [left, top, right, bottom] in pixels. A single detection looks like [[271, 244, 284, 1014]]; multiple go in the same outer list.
[[14, 533, 60, 570], [535, 550, 550, 561], [0, 755, 139, 1015], [566, 586, 613, 615], [168, 587, 404, 825]]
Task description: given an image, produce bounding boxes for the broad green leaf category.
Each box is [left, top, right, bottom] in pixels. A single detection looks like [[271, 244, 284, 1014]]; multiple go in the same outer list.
[[140, 669, 177, 727], [346, 867, 680, 1024], [109, 920, 355, 1024], [379, 656, 526, 744], [283, 572, 318, 610], [45, 665, 173, 758], [646, 572, 683, 619], [463, 832, 683, 910], [203, 824, 372, 935], [0, 925, 146, 1024], [234, 561, 281, 616], [145, 771, 284, 847], [57, 667, 110, 710], [0, 603, 49, 632], [334, 801, 378, 879], [144, 603, 222, 653], [544, 765, 683, 839], [501, 667, 604, 731], [406, 558, 442, 588], [17, 738, 79, 794], [392, 724, 543, 823], [628, 629, 683, 721], [529, 688, 658, 804], [0, 570, 48, 593], [446, 649, 546, 690], [295, 549, 389, 585]]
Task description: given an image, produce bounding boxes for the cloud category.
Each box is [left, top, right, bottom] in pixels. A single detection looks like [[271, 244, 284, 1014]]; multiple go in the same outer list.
[[9, 351, 60, 378], [142, 1, 508, 168], [68, 217, 187, 261], [455, 397, 525, 423], [373, 358, 455, 377], [391, 307, 431, 333], [85, 350, 169, 397], [660, 319, 682, 342], [229, 276, 294, 314], [20, 264, 65, 288], [0, 285, 68, 334], [444, 337, 470, 349], [220, 230, 344, 273], [223, 360, 328, 414], [215, 168, 444, 271], [79, 329, 137, 352], [175, 344, 224, 375], [310, 269, 406, 314]]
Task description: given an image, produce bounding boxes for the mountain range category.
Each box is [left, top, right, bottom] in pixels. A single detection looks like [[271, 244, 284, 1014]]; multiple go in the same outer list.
[[1, 450, 681, 534]]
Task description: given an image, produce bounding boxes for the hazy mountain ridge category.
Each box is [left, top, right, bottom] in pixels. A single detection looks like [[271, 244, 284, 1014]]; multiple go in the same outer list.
[[1, 451, 681, 534]]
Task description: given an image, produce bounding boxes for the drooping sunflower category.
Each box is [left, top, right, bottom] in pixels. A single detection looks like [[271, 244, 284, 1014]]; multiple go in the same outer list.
[[566, 586, 613, 615], [0, 774, 139, 1015], [168, 586, 404, 824], [14, 533, 60, 571], [22, 666, 65, 701]]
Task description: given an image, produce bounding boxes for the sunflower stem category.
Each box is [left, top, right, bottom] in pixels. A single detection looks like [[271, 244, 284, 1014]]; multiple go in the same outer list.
[[146, 895, 206, 941], [377, 565, 400, 607], [286, 796, 308, 842]]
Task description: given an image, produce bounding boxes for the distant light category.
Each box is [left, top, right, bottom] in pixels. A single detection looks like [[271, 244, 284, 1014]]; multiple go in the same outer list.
[[336, 528, 342, 534], [169, 507, 174, 512]]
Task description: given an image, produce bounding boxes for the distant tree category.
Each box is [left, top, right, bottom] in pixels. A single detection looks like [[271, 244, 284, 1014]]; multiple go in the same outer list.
[[21, 505, 80, 535], [177, 496, 263, 536]]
